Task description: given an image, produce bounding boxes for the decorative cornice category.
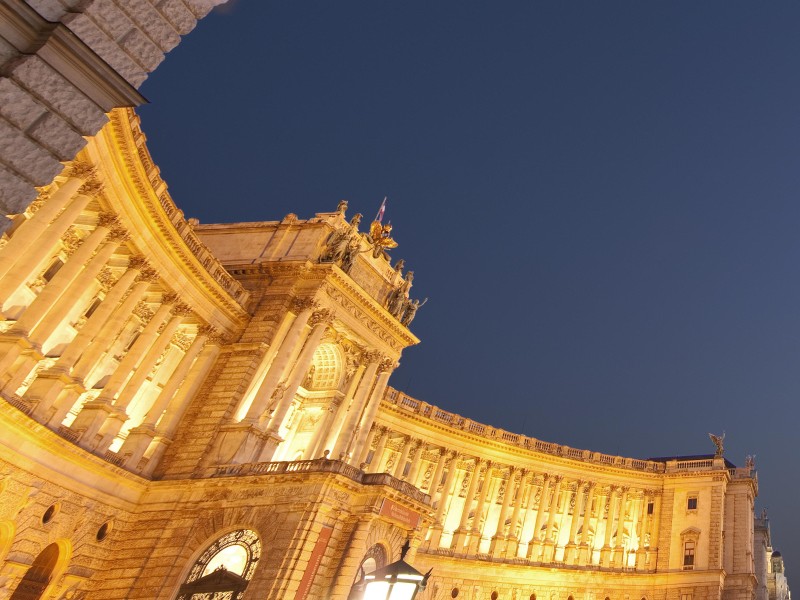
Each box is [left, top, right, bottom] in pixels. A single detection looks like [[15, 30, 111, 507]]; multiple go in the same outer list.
[[105, 110, 250, 323]]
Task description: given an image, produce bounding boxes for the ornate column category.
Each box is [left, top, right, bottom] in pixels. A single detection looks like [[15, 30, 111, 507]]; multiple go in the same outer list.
[[612, 487, 630, 567], [578, 481, 597, 565], [29, 224, 128, 347], [565, 480, 586, 564], [427, 448, 448, 497], [635, 491, 652, 570], [428, 451, 459, 548], [141, 339, 224, 477], [541, 475, 563, 563], [26, 263, 140, 418], [332, 354, 381, 461], [405, 440, 424, 485], [505, 469, 529, 558], [369, 427, 390, 472], [302, 402, 336, 460], [392, 436, 412, 478], [453, 457, 482, 551], [70, 270, 157, 381], [490, 466, 518, 557], [264, 310, 332, 430], [467, 462, 496, 555], [0, 165, 90, 282], [350, 357, 394, 461], [118, 326, 212, 469], [94, 304, 190, 453], [320, 364, 364, 457], [0, 176, 99, 306], [0, 218, 116, 378], [69, 295, 177, 449], [256, 309, 333, 462], [242, 298, 315, 424], [600, 486, 618, 567], [527, 474, 551, 561]]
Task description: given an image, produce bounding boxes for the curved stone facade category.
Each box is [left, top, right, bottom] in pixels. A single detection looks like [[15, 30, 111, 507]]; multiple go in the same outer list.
[[0, 109, 776, 600]]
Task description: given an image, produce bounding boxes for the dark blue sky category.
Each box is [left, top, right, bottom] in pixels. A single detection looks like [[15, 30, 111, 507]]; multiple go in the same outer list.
[[138, 1, 800, 574]]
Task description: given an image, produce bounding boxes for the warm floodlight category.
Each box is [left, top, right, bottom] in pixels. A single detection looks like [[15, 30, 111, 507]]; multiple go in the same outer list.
[[355, 541, 431, 600]]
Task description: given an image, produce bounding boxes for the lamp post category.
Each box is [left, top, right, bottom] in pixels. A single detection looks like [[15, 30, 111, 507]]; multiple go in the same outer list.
[[355, 540, 432, 600]]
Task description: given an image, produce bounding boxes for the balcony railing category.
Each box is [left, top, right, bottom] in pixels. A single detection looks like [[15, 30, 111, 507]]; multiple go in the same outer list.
[[212, 458, 431, 505]]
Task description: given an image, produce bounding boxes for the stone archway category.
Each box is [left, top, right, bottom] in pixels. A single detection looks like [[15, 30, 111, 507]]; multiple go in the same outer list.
[[0, 0, 230, 224]]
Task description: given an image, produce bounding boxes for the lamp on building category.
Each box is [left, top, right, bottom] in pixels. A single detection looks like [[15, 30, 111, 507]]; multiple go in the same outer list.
[[356, 540, 431, 600]]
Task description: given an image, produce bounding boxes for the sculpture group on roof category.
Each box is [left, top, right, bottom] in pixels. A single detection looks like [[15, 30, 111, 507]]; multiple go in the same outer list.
[[320, 200, 426, 327]]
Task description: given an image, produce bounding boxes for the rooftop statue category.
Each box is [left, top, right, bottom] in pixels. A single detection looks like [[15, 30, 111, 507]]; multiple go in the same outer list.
[[321, 213, 362, 264], [368, 220, 398, 258], [709, 432, 725, 457]]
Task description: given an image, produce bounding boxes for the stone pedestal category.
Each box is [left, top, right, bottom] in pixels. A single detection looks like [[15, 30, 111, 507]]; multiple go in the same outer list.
[[489, 535, 505, 557], [564, 542, 578, 564], [119, 424, 158, 469], [600, 546, 612, 567], [27, 369, 72, 420], [541, 540, 556, 563], [577, 543, 590, 566], [636, 548, 648, 570], [71, 399, 118, 450], [505, 537, 520, 559], [451, 529, 471, 553]]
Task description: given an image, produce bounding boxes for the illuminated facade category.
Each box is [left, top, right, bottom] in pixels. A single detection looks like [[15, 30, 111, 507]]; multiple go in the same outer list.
[[0, 108, 789, 600]]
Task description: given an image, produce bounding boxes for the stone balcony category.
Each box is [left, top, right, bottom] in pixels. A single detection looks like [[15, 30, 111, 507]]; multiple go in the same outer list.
[[211, 458, 431, 505]]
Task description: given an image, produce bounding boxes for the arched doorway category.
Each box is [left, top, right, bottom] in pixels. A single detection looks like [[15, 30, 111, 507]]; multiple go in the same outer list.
[[10, 543, 60, 600], [176, 529, 261, 600], [349, 543, 388, 599]]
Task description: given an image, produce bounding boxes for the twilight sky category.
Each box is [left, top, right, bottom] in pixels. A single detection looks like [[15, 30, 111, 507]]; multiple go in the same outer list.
[[138, 1, 800, 575]]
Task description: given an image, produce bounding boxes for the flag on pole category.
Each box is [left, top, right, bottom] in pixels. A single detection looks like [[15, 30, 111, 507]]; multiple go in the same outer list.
[[375, 197, 387, 223]]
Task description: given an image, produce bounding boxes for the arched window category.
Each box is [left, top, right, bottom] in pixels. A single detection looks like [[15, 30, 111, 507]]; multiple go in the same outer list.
[[176, 529, 261, 600], [10, 543, 60, 600], [353, 544, 388, 586]]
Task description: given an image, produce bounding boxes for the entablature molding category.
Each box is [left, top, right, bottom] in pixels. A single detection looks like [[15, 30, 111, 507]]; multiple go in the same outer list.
[[85, 109, 251, 333]]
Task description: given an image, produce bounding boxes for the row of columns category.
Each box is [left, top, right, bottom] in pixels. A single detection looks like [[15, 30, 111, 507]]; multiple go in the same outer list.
[[212, 293, 398, 467], [0, 163, 226, 475], [352, 424, 664, 570]]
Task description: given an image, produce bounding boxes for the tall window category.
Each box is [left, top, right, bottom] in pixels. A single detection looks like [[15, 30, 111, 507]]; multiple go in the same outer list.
[[176, 529, 261, 600], [683, 541, 695, 570]]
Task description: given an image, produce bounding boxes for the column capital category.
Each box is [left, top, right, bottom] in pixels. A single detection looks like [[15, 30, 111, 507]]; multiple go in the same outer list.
[[552, 475, 564, 484], [77, 179, 104, 197], [133, 300, 154, 321], [137, 267, 160, 283], [171, 302, 193, 317], [378, 356, 395, 372], [309, 308, 334, 326], [587, 481, 598, 490], [107, 226, 130, 242], [66, 161, 96, 179], [129, 255, 150, 271], [97, 268, 116, 291], [364, 350, 384, 364], [161, 292, 180, 306], [62, 227, 82, 253], [619, 486, 630, 495], [292, 296, 317, 313], [97, 212, 120, 229]]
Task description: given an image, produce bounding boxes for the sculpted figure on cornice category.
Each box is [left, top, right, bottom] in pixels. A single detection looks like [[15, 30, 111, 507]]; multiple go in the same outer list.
[[321, 214, 362, 264]]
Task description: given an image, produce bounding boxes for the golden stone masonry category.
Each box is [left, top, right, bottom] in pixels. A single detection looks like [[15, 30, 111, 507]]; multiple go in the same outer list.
[[0, 2, 792, 598], [0, 108, 790, 600]]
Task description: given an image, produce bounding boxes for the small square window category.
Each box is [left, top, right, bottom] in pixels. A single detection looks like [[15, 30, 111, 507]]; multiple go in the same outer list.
[[687, 496, 698, 511]]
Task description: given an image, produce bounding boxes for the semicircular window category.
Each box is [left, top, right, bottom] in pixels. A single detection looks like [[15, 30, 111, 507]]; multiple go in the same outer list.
[[177, 529, 261, 600]]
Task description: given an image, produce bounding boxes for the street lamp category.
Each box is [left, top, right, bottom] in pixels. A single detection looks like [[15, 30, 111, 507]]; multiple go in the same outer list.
[[358, 540, 432, 600]]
